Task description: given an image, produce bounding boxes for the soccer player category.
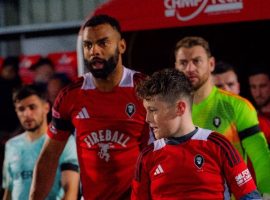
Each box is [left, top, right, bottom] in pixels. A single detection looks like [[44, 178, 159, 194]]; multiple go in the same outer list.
[[212, 61, 240, 95], [132, 68, 261, 200], [174, 36, 270, 199], [29, 15, 150, 200], [2, 85, 79, 200], [249, 67, 270, 115]]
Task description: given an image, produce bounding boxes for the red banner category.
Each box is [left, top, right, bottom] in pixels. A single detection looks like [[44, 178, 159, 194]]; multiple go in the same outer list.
[[47, 51, 78, 81], [19, 55, 41, 84], [0, 57, 3, 71], [92, 0, 270, 31]]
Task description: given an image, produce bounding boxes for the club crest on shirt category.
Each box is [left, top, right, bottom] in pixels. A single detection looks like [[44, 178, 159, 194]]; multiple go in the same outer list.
[[213, 116, 221, 128], [125, 103, 136, 117], [194, 154, 204, 169]]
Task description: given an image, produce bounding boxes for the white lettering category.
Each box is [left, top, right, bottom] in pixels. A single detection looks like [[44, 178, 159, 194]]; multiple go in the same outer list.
[[84, 136, 92, 148], [83, 129, 131, 148], [164, 0, 174, 9], [111, 131, 119, 143], [105, 130, 112, 141], [117, 133, 124, 145], [92, 132, 99, 143], [99, 130, 104, 142], [122, 137, 130, 147]]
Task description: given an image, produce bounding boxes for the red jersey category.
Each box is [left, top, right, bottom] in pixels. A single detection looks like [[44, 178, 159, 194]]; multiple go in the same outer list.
[[48, 67, 150, 200], [132, 128, 257, 200]]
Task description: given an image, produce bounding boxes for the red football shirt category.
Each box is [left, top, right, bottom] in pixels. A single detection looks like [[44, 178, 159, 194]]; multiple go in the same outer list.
[[132, 128, 257, 200], [48, 67, 150, 200]]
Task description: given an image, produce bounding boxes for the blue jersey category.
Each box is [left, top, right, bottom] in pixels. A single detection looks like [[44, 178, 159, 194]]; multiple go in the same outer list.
[[2, 133, 78, 200]]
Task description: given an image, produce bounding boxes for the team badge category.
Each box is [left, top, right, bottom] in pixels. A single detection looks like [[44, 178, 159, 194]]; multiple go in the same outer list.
[[125, 103, 136, 117], [194, 154, 204, 169], [213, 116, 221, 128]]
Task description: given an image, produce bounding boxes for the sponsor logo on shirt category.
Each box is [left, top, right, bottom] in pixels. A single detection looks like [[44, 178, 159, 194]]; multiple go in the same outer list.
[[154, 164, 164, 176], [126, 103, 136, 118], [194, 154, 204, 169], [235, 169, 252, 186], [76, 107, 90, 119], [83, 130, 130, 162], [14, 170, 33, 180]]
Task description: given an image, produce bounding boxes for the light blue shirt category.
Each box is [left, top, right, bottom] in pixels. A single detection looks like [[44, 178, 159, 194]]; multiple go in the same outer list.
[[2, 133, 78, 200]]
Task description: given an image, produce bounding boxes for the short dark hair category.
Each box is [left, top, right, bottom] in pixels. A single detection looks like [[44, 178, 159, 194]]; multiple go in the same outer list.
[[248, 65, 270, 78], [83, 14, 122, 37], [2, 56, 19, 71], [175, 36, 212, 58], [136, 68, 194, 108], [31, 57, 54, 71], [13, 84, 47, 103], [213, 61, 236, 75]]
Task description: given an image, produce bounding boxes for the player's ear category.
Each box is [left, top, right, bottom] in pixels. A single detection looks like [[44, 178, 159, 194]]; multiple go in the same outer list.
[[209, 56, 215, 73], [118, 38, 126, 54], [176, 100, 186, 116], [44, 101, 50, 115]]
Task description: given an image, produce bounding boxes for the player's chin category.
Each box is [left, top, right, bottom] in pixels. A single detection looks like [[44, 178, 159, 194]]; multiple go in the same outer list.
[[154, 132, 164, 140]]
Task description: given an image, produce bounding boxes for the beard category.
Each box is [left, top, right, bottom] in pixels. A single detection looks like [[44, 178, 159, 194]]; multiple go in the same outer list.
[[190, 72, 210, 91], [22, 119, 43, 132], [84, 49, 119, 79]]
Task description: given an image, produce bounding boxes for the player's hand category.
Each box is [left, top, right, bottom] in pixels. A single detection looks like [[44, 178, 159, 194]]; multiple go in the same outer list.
[[263, 193, 270, 200]]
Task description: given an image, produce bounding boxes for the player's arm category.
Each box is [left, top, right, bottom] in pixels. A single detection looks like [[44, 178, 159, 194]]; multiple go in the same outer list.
[[2, 189, 11, 200], [131, 164, 151, 200], [61, 169, 80, 200], [241, 131, 270, 196], [131, 147, 152, 200], [2, 143, 13, 200], [60, 135, 80, 200], [29, 137, 68, 200], [236, 99, 270, 194], [213, 132, 261, 199]]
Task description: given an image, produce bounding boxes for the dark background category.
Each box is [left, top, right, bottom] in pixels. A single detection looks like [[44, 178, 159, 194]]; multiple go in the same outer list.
[[122, 19, 270, 102]]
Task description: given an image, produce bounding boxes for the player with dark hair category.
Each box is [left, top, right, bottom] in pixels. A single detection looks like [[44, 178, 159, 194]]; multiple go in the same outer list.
[[212, 61, 240, 95], [132, 68, 261, 200], [2, 85, 79, 200], [30, 14, 150, 200]]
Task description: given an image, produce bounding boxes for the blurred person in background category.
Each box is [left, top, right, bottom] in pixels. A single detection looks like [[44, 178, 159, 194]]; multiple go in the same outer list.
[[248, 67, 270, 146], [2, 85, 79, 200], [47, 73, 72, 106], [0, 56, 22, 197], [31, 57, 55, 91], [46, 73, 72, 123], [212, 61, 240, 95]]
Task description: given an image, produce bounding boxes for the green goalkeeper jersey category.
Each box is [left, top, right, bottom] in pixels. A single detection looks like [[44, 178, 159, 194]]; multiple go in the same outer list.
[[192, 86, 270, 193]]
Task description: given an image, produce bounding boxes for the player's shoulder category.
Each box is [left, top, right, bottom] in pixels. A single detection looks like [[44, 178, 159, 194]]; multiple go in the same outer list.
[[216, 87, 255, 109], [122, 67, 147, 87], [54, 76, 84, 107], [6, 133, 25, 146]]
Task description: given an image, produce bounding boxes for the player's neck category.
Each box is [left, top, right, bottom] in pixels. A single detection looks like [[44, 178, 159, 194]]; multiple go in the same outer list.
[[174, 122, 196, 137], [26, 123, 47, 142], [94, 63, 123, 92], [193, 79, 213, 104]]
